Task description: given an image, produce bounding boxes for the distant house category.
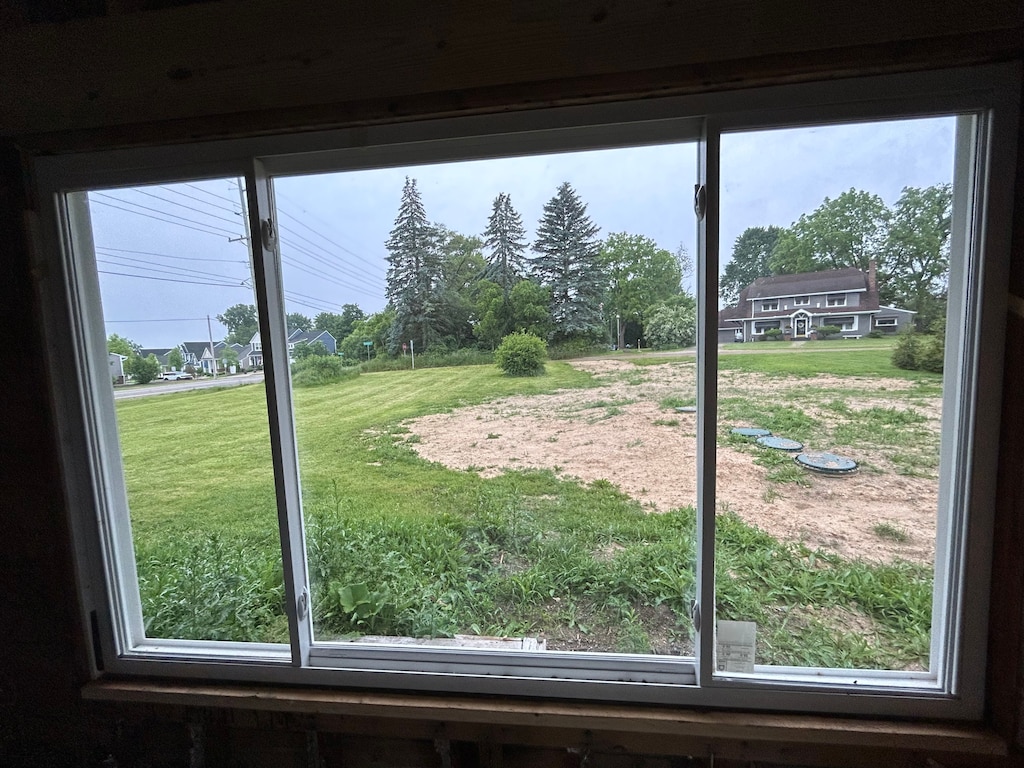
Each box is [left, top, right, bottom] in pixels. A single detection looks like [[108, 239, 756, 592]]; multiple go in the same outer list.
[[717, 262, 915, 343], [108, 352, 128, 384], [237, 329, 337, 368], [137, 347, 174, 371], [287, 328, 338, 358], [178, 341, 217, 374]]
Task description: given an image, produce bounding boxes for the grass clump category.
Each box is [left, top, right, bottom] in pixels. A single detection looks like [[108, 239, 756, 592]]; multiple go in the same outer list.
[[495, 332, 547, 376], [291, 355, 359, 387], [873, 522, 910, 543]]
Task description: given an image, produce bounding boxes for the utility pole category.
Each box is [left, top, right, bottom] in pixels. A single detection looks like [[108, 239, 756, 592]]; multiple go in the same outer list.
[[233, 177, 256, 292], [410, 339, 415, 370], [207, 315, 218, 378]]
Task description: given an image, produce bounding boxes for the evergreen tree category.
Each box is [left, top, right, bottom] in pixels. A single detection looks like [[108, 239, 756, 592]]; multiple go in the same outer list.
[[531, 182, 604, 341], [483, 193, 528, 297], [384, 177, 441, 353]]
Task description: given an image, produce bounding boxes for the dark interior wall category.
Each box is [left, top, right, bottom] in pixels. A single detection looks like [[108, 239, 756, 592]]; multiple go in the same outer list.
[[0, 3, 1022, 766]]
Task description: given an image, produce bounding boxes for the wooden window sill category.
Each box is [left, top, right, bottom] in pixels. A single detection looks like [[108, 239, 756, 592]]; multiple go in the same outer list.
[[82, 678, 1008, 765]]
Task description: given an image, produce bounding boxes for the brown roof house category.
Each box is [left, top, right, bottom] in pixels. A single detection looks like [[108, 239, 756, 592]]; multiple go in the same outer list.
[[717, 261, 915, 343]]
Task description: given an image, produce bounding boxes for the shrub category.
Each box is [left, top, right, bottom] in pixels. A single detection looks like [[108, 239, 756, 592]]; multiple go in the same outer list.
[[916, 334, 945, 373], [763, 328, 783, 341], [291, 355, 359, 387], [866, 330, 884, 339], [495, 332, 547, 376], [126, 353, 161, 384], [891, 329, 920, 370], [547, 338, 605, 360], [816, 324, 841, 339]]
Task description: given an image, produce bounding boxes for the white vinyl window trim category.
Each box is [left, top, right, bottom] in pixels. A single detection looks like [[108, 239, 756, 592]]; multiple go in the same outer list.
[[32, 64, 1019, 719], [761, 300, 780, 311]]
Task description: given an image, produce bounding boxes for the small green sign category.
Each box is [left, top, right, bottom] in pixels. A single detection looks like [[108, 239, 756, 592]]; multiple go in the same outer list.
[[362, 341, 373, 346]]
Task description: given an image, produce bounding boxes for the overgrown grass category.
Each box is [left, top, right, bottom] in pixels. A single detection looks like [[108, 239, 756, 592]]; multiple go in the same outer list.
[[117, 351, 934, 669]]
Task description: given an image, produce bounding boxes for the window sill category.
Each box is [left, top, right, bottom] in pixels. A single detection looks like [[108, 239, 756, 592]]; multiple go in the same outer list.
[[82, 679, 1008, 765]]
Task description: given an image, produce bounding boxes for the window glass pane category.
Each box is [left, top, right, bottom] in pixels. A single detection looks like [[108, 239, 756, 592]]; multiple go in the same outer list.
[[716, 117, 955, 671], [274, 143, 700, 655], [83, 179, 287, 643]]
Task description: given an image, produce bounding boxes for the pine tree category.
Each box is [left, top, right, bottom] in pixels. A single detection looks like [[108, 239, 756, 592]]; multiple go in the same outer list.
[[483, 193, 528, 298], [385, 177, 440, 353], [531, 182, 603, 341]]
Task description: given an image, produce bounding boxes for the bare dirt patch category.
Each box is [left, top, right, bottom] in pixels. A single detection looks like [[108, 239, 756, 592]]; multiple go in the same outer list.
[[405, 359, 939, 565]]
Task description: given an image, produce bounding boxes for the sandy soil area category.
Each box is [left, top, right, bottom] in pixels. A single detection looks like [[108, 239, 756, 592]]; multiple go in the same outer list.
[[405, 359, 940, 565]]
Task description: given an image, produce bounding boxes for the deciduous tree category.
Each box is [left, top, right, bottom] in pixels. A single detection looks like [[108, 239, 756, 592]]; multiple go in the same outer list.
[[720, 226, 783, 304], [217, 304, 259, 345]]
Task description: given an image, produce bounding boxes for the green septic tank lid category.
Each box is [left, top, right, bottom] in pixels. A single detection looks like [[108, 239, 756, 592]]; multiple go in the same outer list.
[[794, 451, 858, 475], [731, 427, 771, 437], [757, 435, 804, 451]]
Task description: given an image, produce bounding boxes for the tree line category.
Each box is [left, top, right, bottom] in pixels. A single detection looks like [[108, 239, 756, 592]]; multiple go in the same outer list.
[[720, 185, 952, 330]]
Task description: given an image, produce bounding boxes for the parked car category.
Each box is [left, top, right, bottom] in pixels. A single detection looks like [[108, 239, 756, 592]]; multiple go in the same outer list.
[[159, 371, 194, 381]]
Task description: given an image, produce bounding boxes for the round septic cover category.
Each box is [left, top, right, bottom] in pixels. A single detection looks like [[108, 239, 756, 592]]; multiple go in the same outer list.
[[731, 427, 771, 437], [675, 406, 697, 413], [757, 435, 804, 451], [794, 451, 858, 475]]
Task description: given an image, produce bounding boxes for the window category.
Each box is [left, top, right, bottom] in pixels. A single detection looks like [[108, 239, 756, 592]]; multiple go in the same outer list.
[[794, 296, 810, 306], [830, 316, 856, 331], [876, 317, 898, 327], [761, 300, 779, 311], [826, 294, 847, 307], [36, 66, 1017, 717], [753, 320, 781, 334]]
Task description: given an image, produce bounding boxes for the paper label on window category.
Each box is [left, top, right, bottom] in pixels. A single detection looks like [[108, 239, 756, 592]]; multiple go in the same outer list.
[[716, 620, 756, 673]]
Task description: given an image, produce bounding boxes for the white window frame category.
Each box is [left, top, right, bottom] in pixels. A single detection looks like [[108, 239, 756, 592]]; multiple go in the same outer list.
[[826, 294, 848, 307], [753, 320, 782, 335], [761, 300, 780, 311], [876, 317, 898, 327], [33, 64, 1019, 719], [794, 295, 810, 306]]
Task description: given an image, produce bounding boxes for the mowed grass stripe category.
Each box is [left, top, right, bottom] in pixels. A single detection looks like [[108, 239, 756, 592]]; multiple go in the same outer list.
[[117, 363, 595, 536]]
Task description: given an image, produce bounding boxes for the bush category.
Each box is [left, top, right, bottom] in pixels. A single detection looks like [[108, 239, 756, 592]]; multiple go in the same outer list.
[[547, 338, 605, 360], [866, 330, 884, 339], [495, 332, 547, 376], [126, 353, 161, 384], [763, 328, 783, 341], [891, 330, 919, 370], [916, 334, 945, 373], [816, 324, 841, 339], [291, 355, 359, 387]]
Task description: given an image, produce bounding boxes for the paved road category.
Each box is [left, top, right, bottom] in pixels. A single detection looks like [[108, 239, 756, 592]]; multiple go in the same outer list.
[[114, 372, 265, 400]]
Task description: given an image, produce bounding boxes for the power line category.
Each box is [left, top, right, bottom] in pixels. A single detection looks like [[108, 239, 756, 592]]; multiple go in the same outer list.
[[96, 245, 246, 263], [277, 215, 386, 276], [275, 190, 386, 274], [130, 188, 244, 227], [97, 270, 249, 288], [90, 198, 236, 240], [96, 256, 248, 285], [278, 234, 386, 293], [92, 193, 239, 237], [106, 317, 209, 323], [156, 185, 242, 216], [183, 181, 239, 205]]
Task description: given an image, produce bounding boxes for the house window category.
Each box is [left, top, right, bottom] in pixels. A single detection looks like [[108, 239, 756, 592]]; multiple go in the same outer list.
[[794, 296, 810, 306], [875, 317, 898, 327], [761, 300, 779, 311], [37, 67, 1015, 717], [753, 320, 781, 334], [830, 316, 856, 332], [826, 294, 847, 307]]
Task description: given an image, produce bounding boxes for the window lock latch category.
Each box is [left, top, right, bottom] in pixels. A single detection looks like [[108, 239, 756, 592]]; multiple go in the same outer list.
[[261, 217, 277, 250], [693, 184, 707, 221], [297, 588, 309, 621], [690, 600, 701, 633]]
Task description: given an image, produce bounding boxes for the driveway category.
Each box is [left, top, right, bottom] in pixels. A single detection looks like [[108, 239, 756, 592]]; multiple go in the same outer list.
[[114, 371, 265, 400]]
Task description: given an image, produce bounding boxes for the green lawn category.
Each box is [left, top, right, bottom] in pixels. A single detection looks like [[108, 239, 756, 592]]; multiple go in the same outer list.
[[118, 352, 933, 668]]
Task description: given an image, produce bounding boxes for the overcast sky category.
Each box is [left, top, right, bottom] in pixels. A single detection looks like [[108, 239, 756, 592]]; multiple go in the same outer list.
[[91, 116, 956, 349]]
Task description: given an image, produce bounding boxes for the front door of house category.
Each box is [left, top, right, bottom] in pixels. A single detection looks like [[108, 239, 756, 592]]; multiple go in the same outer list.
[[794, 315, 808, 337]]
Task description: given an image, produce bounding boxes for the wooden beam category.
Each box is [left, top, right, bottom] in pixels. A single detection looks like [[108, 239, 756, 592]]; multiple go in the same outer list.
[[1, 0, 1021, 141], [82, 679, 1007, 758]]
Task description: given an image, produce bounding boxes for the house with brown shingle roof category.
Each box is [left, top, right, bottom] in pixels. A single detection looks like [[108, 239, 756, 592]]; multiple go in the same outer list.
[[717, 261, 915, 343]]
